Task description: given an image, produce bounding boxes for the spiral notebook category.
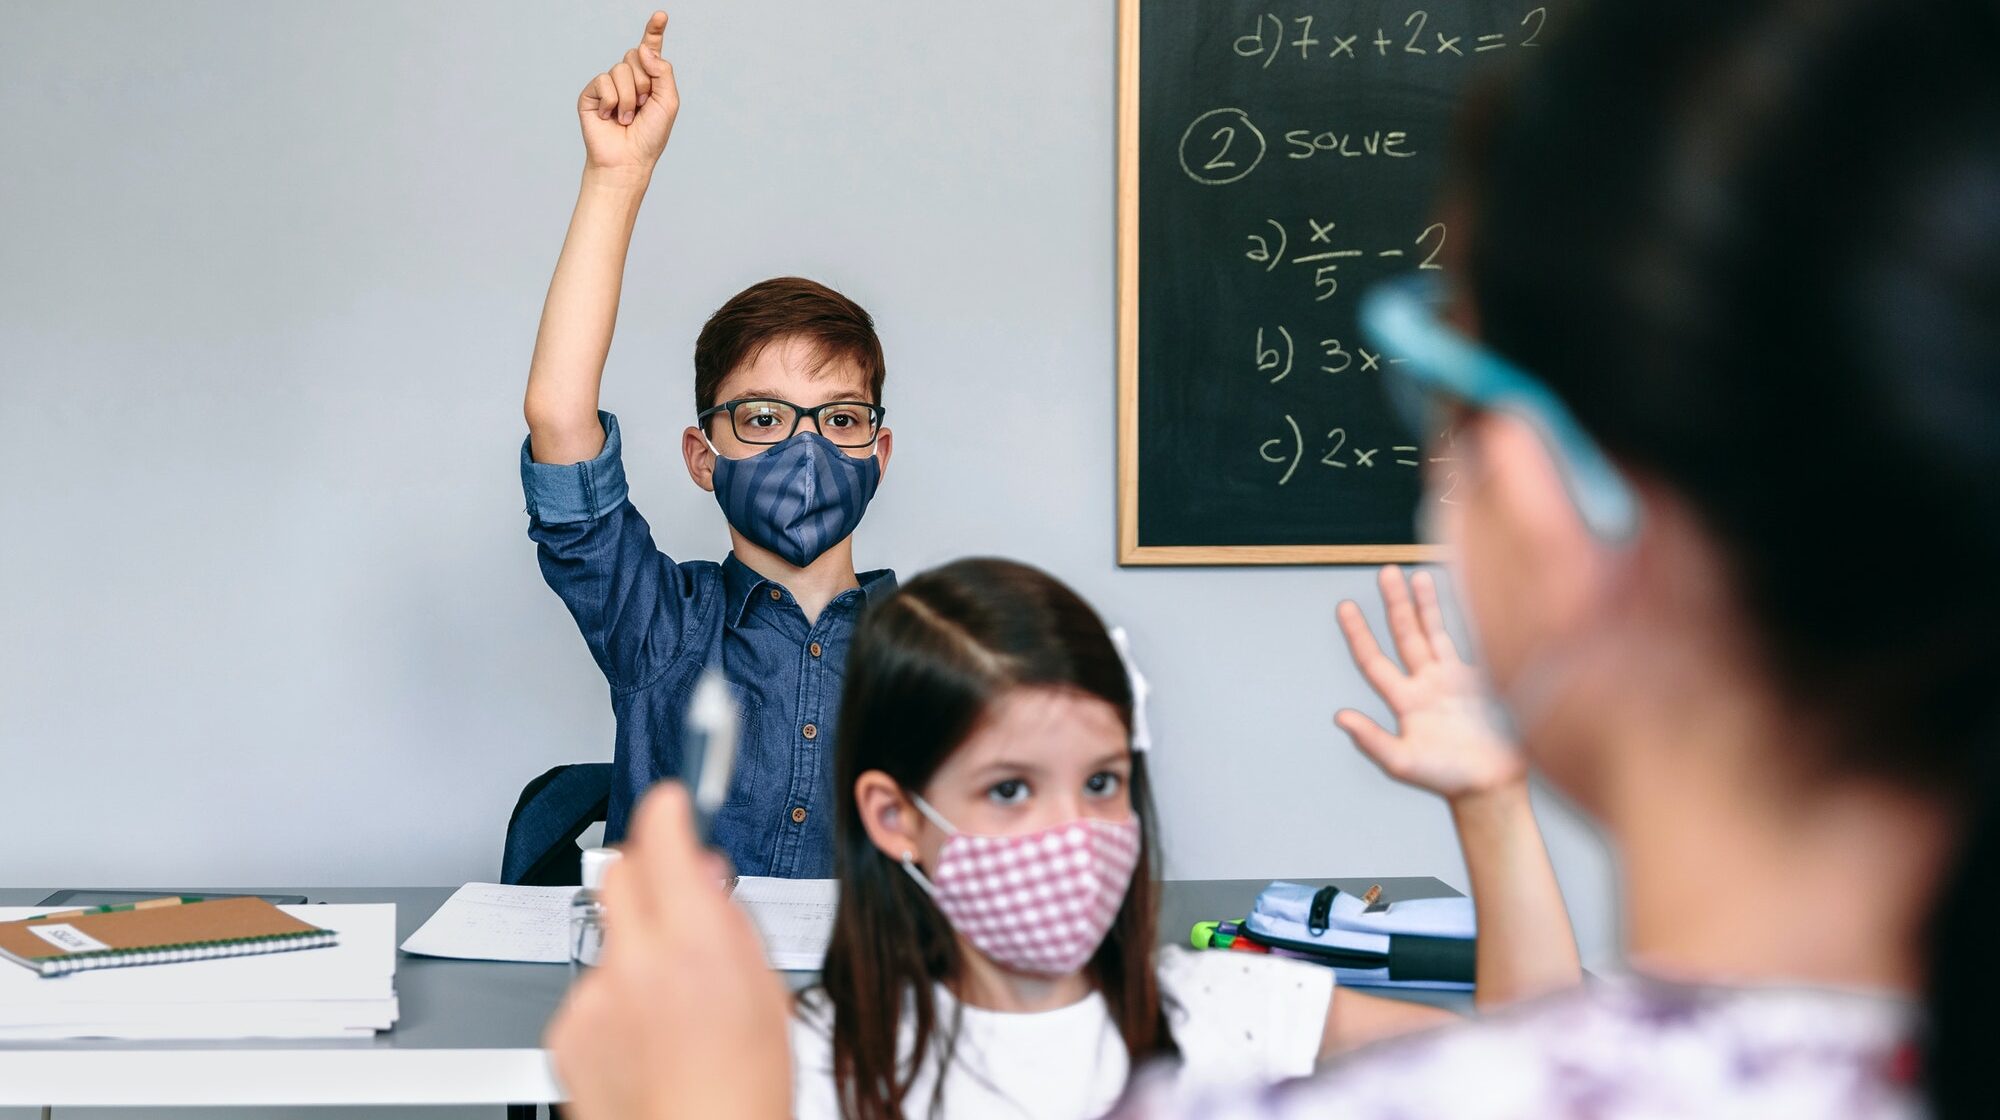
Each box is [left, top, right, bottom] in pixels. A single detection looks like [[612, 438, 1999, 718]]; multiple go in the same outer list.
[[0, 897, 336, 978]]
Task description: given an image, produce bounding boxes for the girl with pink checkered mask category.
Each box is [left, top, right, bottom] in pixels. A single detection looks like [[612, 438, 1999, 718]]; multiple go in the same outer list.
[[789, 558, 1580, 1120]]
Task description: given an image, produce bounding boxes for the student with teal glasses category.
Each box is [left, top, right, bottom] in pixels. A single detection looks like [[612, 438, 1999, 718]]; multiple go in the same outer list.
[[520, 12, 896, 874]]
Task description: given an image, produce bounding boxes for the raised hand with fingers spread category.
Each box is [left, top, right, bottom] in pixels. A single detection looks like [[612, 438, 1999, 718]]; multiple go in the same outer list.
[[577, 11, 680, 178], [1333, 565, 1580, 1008], [1335, 565, 1522, 801]]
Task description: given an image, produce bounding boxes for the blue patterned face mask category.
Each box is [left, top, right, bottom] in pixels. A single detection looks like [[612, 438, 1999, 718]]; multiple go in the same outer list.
[[710, 431, 882, 568]]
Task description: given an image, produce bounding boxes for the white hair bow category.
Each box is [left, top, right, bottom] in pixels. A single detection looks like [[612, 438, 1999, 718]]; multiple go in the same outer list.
[[1107, 626, 1153, 753]]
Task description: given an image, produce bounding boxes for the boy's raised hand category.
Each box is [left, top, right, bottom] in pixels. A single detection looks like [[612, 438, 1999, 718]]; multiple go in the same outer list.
[[1334, 566, 1525, 802], [576, 11, 680, 178]]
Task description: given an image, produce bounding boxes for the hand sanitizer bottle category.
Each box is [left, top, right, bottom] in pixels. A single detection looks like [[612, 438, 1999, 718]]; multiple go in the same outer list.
[[570, 846, 621, 971]]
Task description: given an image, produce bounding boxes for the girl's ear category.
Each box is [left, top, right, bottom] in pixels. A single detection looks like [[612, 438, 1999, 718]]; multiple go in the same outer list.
[[854, 769, 923, 863]]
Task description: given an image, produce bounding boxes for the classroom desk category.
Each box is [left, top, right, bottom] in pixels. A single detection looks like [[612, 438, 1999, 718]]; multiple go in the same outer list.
[[0, 877, 1460, 1108]]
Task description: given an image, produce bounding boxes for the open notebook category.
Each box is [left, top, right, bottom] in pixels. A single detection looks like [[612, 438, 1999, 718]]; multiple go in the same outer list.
[[0, 897, 334, 978], [402, 878, 838, 970], [732, 876, 838, 971]]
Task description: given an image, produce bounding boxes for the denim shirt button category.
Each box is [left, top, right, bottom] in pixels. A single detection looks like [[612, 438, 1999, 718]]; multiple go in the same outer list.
[[768, 588, 782, 602], [791, 806, 808, 824], [802, 723, 818, 740], [809, 641, 823, 658]]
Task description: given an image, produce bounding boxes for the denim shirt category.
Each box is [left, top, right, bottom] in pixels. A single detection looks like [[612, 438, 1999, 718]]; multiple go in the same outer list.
[[520, 412, 894, 877]]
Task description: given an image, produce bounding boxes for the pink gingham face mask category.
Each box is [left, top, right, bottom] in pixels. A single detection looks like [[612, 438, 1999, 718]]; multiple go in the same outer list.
[[901, 794, 1142, 976]]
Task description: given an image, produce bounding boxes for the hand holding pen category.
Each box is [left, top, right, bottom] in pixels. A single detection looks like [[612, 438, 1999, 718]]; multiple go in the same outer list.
[[547, 785, 791, 1120]]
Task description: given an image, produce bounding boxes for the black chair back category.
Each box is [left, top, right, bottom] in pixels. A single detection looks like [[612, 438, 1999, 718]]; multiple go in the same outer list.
[[501, 763, 613, 886]]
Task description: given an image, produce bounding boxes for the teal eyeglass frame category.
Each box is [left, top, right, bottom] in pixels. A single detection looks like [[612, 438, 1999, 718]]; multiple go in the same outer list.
[[1358, 274, 1641, 542]]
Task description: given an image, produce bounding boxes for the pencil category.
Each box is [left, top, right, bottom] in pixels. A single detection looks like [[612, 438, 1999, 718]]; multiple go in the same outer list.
[[40, 896, 201, 922]]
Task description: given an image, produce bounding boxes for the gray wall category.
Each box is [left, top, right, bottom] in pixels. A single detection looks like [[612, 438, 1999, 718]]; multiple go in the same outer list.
[[0, 1, 1616, 966]]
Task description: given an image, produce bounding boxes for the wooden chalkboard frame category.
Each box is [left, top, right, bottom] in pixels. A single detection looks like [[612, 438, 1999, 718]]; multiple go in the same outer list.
[[1115, 0, 1445, 567]]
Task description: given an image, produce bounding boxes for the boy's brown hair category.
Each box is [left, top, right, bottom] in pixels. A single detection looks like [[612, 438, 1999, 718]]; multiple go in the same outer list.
[[693, 277, 886, 413]]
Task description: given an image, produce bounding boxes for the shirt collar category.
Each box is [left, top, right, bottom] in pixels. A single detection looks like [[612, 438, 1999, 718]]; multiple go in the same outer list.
[[723, 553, 897, 628]]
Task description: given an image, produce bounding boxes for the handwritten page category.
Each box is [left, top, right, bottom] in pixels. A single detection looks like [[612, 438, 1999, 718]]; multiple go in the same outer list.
[[733, 877, 838, 971], [400, 883, 579, 964]]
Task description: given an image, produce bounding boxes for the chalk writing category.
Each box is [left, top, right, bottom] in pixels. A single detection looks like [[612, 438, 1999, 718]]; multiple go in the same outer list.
[[1178, 107, 1267, 185], [1180, 109, 1420, 186], [1233, 7, 1547, 68], [1257, 326, 1296, 382], [1284, 128, 1415, 160], [1244, 219, 1447, 298], [1131, 2, 1554, 551], [1255, 415, 1460, 496]]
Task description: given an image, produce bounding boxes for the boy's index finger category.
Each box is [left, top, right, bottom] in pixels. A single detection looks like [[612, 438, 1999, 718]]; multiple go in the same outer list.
[[641, 10, 668, 54]]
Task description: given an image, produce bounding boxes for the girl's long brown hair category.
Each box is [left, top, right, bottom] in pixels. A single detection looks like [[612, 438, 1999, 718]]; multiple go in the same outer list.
[[814, 558, 1175, 1120]]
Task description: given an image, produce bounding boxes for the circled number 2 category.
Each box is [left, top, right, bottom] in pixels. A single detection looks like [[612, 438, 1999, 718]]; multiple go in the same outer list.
[[1177, 108, 1266, 186]]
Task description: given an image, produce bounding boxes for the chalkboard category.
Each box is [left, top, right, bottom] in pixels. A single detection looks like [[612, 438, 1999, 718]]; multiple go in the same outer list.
[[1117, 0, 1550, 564]]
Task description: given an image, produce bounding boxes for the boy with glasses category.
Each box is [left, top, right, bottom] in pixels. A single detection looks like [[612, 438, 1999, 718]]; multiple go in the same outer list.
[[519, 12, 894, 876]]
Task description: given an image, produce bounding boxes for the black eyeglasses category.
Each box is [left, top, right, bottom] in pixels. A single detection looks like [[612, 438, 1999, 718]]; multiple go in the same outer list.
[[696, 398, 886, 448]]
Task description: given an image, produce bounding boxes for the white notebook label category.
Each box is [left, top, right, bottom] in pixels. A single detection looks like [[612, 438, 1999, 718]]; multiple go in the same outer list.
[[27, 924, 109, 954]]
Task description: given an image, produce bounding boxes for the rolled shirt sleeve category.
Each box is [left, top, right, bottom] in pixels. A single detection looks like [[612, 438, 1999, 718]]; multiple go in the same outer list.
[[521, 410, 696, 692], [520, 411, 630, 525]]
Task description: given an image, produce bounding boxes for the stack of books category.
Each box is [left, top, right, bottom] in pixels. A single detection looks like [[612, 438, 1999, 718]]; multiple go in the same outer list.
[[0, 897, 398, 1040]]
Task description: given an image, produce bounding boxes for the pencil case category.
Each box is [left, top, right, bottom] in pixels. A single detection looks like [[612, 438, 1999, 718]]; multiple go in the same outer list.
[[1253, 881, 1475, 938], [1241, 882, 1476, 989]]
